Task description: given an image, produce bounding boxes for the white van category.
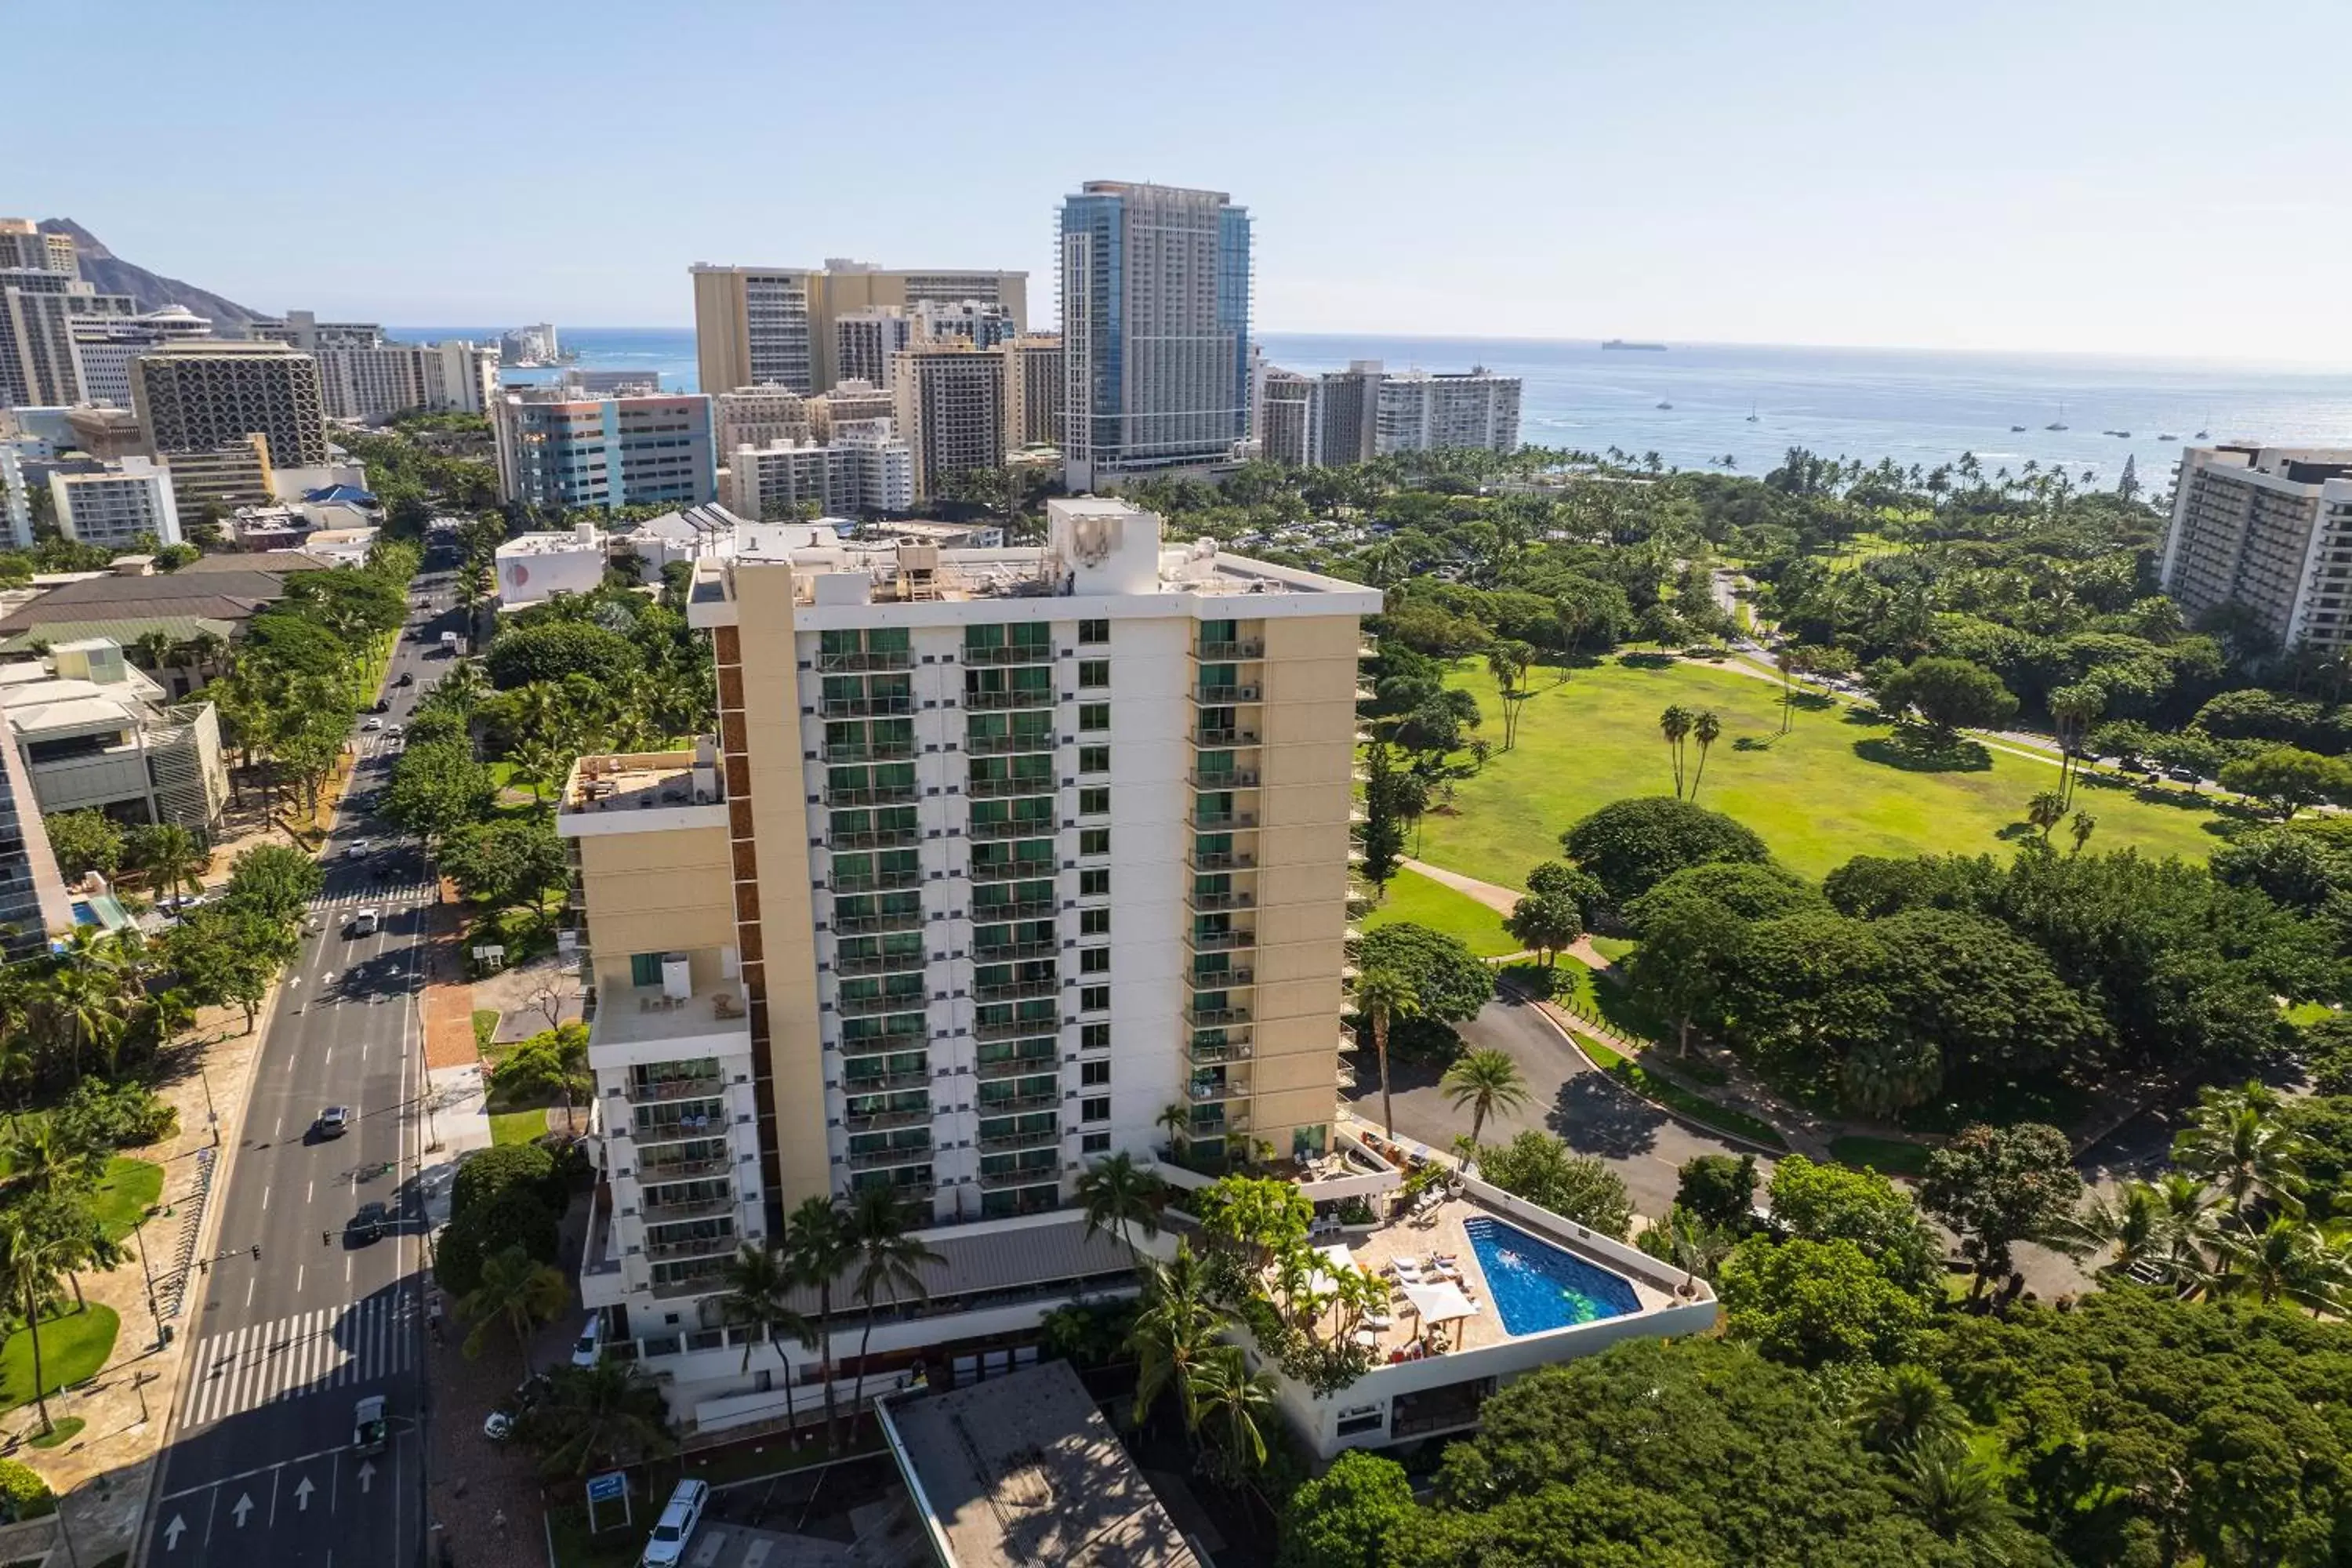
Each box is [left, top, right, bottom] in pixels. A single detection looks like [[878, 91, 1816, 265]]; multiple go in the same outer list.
[[641, 1479, 708, 1566]]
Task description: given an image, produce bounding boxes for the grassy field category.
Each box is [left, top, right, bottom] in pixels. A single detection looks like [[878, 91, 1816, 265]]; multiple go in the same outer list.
[[1828, 1134, 1935, 1177], [1363, 869, 1520, 956], [0, 1305, 118, 1413], [489, 1109, 550, 1148], [1416, 659, 2232, 888], [90, 1156, 164, 1242]]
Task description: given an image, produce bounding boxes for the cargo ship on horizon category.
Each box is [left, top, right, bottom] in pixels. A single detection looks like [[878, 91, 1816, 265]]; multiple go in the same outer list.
[[1602, 339, 1668, 350]]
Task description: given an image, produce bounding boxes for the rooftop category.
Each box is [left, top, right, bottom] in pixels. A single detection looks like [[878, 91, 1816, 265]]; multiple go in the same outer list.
[[589, 971, 750, 1051], [558, 746, 724, 818], [882, 1358, 1200, 1568]]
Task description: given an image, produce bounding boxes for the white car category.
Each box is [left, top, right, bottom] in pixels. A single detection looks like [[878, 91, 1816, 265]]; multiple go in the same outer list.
[[641, 1481, 709, 1567], [571, 1316, 603, 1367], [361, 718, 383, 732], [345, 840, 370, 860], [481, 1409, 514, 1441]]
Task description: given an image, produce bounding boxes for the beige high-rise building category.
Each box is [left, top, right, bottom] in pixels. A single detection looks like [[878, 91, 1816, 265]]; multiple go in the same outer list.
[[131, 340, 330, 466], [557, 496, 1376, 1418], [2159, 445, 2352, 652], [714, 387, 812, 454], [0, 220, 78, 278], [692, 261, 1027, 397], [890, 342, 1010, 503], [1009, 335, 1064, 448], [161, 434, 275, 511], [806, 379, 895, 444]]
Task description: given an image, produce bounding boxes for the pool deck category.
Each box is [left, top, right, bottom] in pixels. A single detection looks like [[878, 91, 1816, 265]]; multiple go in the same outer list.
[[1311, 1196, 1677, 1357]]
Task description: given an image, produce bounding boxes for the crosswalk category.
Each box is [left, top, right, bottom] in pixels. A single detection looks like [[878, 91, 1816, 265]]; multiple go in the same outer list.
[[310, 879, 437, 913], [180, 1297, 419, 1431]]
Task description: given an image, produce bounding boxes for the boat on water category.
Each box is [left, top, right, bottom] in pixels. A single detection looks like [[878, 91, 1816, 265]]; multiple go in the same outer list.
[[1603, 339, 1668, 351], [1655, 401, 1674, 410], [2114, 430, 2131, 438], [2011, 424, 2027, 432], [2046, 402, 2069, 431], [1746, 404, 1759, 423], [2158, 433, 2179, 441]]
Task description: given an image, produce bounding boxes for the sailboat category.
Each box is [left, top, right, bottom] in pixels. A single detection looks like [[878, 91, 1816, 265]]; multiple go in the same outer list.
[[1656, 400, 1673, 410], [2010, 424, 2027, 433], [2194, 411, 2210, 438], [1745, 403, 1759, 423], [2045, 402, 2068, 431]]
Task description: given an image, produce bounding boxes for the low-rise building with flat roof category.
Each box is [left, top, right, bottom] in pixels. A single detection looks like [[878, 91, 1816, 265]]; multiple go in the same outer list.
[[0, 637, 227, 829]]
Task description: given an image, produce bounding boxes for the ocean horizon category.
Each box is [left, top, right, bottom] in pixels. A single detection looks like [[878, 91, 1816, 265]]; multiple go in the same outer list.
[[394, 325, 2352, 485]]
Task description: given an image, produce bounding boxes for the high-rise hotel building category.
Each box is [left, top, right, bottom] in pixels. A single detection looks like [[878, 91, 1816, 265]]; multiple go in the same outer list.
[[691, 262, 1028, 397], [2159, 445, 2352, 654], [557, 499, 1377, 1424]]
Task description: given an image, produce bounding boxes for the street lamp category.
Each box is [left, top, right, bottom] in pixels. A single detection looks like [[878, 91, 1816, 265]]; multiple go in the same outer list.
[[130, 1214, 164, 1348], [198, 1065, 218, 1146]]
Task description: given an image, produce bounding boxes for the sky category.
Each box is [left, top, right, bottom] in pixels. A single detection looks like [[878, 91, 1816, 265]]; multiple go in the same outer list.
[[16, 0, 2352, 361]]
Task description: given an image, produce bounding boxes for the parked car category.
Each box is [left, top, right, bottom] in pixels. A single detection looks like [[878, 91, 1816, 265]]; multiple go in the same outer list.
[[2167, 766, 2200, 784], [571, 1316, 603, 1368], [641, 1481, 710, 1568], [395, 672, 415, 688]]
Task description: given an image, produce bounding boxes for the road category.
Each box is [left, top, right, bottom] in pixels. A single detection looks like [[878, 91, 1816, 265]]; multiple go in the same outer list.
[[1345, 989, 1755, 1216], [146, 561, 464, 1568]]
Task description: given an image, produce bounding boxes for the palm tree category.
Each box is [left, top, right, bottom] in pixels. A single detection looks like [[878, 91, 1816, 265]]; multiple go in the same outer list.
[[1658, 705, 1693, 797], [1486, 641, 1532, 753], [0, 1203, 73, 1436], [2172, 1082, 2310, 1221], [1190, 1345, 1280, 1483], [1686, 710, 1722, 800], [2, 1116, 107, 1199], [844, 1188, 942, 1437], [2026, 789, 2067, 842], [1853, 1364, 1967, 1454], [2211, 1217, 2348, 1314], [1154, 1101, 1192, 1156], [2068, 811, 2097, 855], [1439, 1049, 1530, 1149], [1127, 1240, 1225, 1431], [1892, 1432, 2018, 1551], [1352, 967, 1419, 1140], [718, 1243, 816, 1441], [129, 823, 210, 906], [459, 1244, 568, 1368], [517, 1361, 676, 1477], [782, 1196, 854, 1452], [1076, 1152, 1163, 1258]]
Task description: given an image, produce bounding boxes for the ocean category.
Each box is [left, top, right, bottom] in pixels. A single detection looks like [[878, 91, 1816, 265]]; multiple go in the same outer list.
[[393, 326, 2352, 485]]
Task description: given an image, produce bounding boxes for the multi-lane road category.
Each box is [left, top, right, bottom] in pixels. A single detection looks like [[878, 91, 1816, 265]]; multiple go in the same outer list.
[[145, 564, 463, 1567]]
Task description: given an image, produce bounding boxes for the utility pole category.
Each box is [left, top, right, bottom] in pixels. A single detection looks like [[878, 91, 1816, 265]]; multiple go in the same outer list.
[[198, 1065, 219, 1145], [130, 1214, 164, 1348]]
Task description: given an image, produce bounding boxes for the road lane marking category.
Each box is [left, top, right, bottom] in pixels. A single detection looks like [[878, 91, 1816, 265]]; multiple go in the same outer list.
[[262, 1185, 270, 1211], [296, 1264, 303, 1294], [307, 1179, 314, 1204], [245, 1277, 253, 1308]]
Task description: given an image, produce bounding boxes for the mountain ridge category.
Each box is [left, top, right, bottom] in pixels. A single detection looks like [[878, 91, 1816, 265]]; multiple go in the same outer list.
[[37, 218, 272, 335]]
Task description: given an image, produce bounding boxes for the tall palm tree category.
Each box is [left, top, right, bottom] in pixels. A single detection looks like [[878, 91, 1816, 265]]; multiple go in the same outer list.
[[459, 1244, 569, 1368], [130, 823, 210, 907], [1686, 710, 1722, 800], [718, 1243, 815, 1440], [1189, 1345, 1280, 1483], [0, 1203, 73, 1436], [1853, 1364, 1967, 1454], [2172, 1082, 2310, 1221], [518, 1361, 676, 1477], [1352, 967, 1419, 1141], [1075, 1152, 1163, 1258], [2211, 1217, 2348, 1314], [2, 1116, 106, 1199], [1154, 1101, 1192, 1156], [782, 1196, 854, 1452], [1658, 705, 1693, 797], [1127, 1240, 1225, 1431], [1439, 1049, 1530, 1150], [844, 1188, 942, 1435]]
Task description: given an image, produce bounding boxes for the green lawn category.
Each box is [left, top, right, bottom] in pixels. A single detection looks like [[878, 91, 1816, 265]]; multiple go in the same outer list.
[[489, 1109, 550, 1148], [90, 1156, 164, 1242], [1829, 1134, 1935, 1178], [1363, 869, 1519, 956], [0, 1305, 118, 1414], [1417, 659, 2234, 887]]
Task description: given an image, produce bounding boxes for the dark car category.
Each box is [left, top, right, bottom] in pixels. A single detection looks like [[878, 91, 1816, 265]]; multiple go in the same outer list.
[[348, 1201, 390, 1243], [395, 672, 414, 688]]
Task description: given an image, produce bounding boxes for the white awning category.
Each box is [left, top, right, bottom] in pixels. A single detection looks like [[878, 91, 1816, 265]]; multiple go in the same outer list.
[[1402, 1279, 1478, 1323], [1305, 1242, 1359, 1299]]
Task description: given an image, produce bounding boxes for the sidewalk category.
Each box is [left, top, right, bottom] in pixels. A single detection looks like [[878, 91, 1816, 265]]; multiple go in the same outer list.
[[1400, 859, 1614, 969]]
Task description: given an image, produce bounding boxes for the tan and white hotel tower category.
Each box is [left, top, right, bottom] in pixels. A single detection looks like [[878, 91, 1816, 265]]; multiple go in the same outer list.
[[555, 497, 1378, 1425]]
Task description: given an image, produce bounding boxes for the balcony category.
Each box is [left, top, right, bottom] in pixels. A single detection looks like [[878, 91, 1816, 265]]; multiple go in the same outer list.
[[842, 1068, 931, 1093], [970, 814, 1056, 840], [821, 740, 916, 764], [1189, 1038, 1253, 1065], [828, 826, 920, 850], [966, 731, 1056, 757], [1191, 967, 1253, 988], [1184, 887, 1254, 914], [633, 1109, 731, 1145], [637, 1154, 729, 1181], [1185, 1005, 1250, 1029], [1192, 726, 1261, 748], [832, 868, 924, 895], [1192, 684, 1262, 706], [969, 898, 1055, 922], [967, 775, 1055, 800], [851, 1180, 936, 1204], [1189, 1076, 1250, 1104], [977, 1165, 1062, 1191], [824, 784, 918, 808], [975, 1090, 1059, 1113], [975, 1053, 1058, 1082], [1188, 1111, 1250, 1138], [836, 990, 927, 1018], [650, 1265, 730, 1300], [590, 963, 753, 1056], [834, 949, 927, 978], [1189, 809, 1257, 832], [641, 1192, 735, 1221], [1188, 769, 1259, 789], [962, 643, 1054, 666], [818, 696, 915, 719], [645, 1232, 739, 1263], [972, 977, 1059, 1004], [847, 1142, 935, 1171], [978, 1125, 1062, 1153], [843, 1104, 931, 1132], [833, 908, 925, 935], [1194, 639, 1264, 661], [969, 857, 1055, 884], [837, 1033, 927, 1060], [626, 1071, 724, 1102], [971, 938, 1056, 962], [964, 688, 1054, 712], [816, 648, 913, 673], [1187, 927, 1254, 953], [973, 1016, 1061, 1044]]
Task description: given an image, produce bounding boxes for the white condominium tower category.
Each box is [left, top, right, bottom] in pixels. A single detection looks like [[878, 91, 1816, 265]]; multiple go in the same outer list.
[[2160, 445, 2352, 652], [557, 498, 1377, 1422], [692, 262, 1029, 397], [1374, 368, 1522, 456], [1059, 182, 1252, 490]]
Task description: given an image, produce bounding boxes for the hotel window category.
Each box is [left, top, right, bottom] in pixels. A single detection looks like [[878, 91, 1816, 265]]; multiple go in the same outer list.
[[1080, 985, 1109, 1012], [1079, 746, 1109, 775], [1080, 869, 1109, 898], [1081, 1097, 1110, 1123], [1078, 659, 1109, 689], [1078, 787, 1109, 816], [1078, 619, 1109, 644], [1081, 1132, 1111, 1155], [1080, 1059, 1110, 1087], [1080, 907, 1109, 937], [1078, 704, 1110, 732], [1080, 829, 1110, 857], [1080, 947, 1109, 975]]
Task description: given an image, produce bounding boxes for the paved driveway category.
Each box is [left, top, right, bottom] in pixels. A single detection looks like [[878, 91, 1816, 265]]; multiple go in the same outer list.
[[1344, 989, 1759, 1217]]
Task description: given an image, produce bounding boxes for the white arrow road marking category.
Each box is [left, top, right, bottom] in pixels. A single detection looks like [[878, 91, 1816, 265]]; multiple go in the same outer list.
[[295, 1476, 316, 1511], [164, 1515, 187, 1550], [357, 1460, 376, 1494], [230, 1493, 255, 1527]]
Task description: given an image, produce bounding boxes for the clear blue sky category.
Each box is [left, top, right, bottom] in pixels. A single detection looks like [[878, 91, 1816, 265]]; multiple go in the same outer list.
[[17, 0, 2351, 361]]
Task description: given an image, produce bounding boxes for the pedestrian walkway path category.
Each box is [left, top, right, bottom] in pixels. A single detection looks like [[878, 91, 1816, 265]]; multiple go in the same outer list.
[[177, 1297, 420, 1431], [1399, 860, 1616, 969]]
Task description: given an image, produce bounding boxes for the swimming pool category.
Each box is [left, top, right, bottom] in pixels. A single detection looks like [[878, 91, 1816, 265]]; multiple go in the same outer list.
[[1463, 1215, 1643, 1335]]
